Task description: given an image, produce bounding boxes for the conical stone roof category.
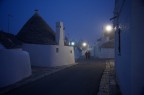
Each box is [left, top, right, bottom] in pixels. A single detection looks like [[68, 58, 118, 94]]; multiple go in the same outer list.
[[17, 12, 56, 45]]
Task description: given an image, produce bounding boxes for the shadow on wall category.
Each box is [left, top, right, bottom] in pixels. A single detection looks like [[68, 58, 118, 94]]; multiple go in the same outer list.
[[141, 87, 144, 95]]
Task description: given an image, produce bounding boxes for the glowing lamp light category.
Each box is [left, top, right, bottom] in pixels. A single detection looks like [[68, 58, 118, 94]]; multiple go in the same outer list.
[[71, 42, 75, 46], [82, 42, 87, 47], [105, 25, 113, 32]]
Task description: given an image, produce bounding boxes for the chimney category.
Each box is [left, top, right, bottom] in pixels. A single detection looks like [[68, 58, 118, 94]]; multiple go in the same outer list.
[[56, 21, 64, 46]]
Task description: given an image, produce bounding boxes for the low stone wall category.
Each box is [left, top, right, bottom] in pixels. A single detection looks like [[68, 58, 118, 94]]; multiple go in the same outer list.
[[0, 49, 32, 87]]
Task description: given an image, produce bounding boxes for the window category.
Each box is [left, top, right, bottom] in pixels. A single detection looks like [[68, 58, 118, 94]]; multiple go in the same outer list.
[[56, 48, 59, 53], [70, 50, 72, 53]]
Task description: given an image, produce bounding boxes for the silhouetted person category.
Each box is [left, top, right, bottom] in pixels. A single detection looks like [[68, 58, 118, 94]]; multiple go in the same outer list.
[[85, 51, 88, 59], [87, 51, 91, 59]]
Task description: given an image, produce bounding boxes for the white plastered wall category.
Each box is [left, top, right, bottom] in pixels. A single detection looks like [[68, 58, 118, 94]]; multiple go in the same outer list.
[[22, 44, 75, 67], [99, 48, 114, 58], [0, 49, 32, 87]]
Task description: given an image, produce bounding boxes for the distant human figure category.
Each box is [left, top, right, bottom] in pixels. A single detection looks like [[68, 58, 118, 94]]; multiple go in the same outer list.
[[85, 51, 88, 59], [87, 51, 91, 59]]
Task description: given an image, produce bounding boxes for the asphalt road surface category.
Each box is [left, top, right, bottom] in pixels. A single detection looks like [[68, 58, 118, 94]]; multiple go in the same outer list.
[[4, 59, 106, 95]]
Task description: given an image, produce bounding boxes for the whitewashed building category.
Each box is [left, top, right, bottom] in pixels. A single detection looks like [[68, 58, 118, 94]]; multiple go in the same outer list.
[[17, 12, 75, 67], [114, 0, 144, 95], [94, 36, 114, 59], [0, 31, 31, 87]]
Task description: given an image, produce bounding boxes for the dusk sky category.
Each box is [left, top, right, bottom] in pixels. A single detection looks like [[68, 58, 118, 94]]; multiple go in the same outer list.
[[0, 0, 114, 44]]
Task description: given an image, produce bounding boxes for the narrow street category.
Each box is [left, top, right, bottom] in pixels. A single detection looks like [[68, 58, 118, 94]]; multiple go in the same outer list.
[[3, 59, 106, 95]]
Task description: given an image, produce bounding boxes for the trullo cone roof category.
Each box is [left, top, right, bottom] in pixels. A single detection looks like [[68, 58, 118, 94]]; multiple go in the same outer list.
[[17, 12, 56, 45]]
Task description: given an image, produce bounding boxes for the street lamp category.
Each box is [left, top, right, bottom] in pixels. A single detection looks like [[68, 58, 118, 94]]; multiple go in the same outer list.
[[104, 25, 113, 33], [71, 42, 75, 46], [82, 42, 87, 47]]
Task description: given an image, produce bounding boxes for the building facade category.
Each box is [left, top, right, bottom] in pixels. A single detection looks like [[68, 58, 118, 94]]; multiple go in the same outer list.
[[17, 12, 75, 67], [114, 0, 144, 95], [94, 35, 114, 59]]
